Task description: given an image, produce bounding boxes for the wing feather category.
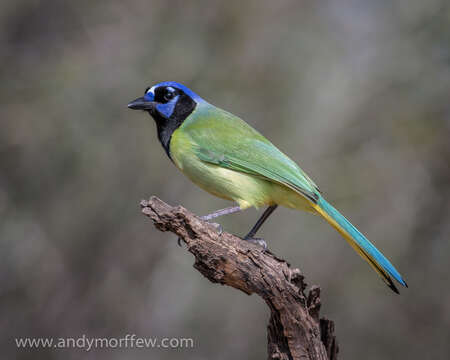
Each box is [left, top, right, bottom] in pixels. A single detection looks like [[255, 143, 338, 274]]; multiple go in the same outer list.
[[183, 108, 320, 203]]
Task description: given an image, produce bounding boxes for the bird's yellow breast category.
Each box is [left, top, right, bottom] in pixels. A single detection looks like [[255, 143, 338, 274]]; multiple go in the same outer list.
[[169, 129, 314, 212]]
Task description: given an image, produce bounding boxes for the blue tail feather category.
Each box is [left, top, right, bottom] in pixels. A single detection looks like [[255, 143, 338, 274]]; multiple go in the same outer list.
[[317, 196, 407, 288]]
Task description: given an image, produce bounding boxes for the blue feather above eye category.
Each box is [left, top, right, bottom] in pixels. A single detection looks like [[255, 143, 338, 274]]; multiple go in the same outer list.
[[155, 81, 205, 103], [156, 96, 178, 118]]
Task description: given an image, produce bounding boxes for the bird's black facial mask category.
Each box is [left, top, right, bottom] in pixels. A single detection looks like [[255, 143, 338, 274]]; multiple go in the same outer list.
[[128, 85, 196, 158]]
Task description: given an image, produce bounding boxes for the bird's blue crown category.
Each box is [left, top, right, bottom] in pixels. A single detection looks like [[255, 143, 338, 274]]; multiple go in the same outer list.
[[149, 81, 205, 103]]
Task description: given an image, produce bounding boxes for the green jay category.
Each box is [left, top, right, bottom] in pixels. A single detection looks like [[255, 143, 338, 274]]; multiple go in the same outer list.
[[128, 81, 407, 293]]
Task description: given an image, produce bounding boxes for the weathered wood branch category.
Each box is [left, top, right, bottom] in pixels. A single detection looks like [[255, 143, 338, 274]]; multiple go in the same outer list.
[[140, 196, 338, 360]]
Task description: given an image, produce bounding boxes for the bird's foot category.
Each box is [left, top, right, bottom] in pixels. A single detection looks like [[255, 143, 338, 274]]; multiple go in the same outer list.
[[207, 222, 223, 235], [199, 215, 223, 235], [243, 236, 267, 250]]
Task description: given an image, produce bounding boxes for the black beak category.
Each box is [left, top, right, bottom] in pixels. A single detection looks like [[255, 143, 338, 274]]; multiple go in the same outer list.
[[127, 96, 155, 111]]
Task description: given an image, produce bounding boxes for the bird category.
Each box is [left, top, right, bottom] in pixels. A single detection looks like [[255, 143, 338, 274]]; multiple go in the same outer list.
[[128, 81, 407, 293]]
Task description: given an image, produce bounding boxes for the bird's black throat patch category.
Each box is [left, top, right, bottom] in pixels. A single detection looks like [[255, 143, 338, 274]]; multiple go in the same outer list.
[[148, 92, 196, 159]]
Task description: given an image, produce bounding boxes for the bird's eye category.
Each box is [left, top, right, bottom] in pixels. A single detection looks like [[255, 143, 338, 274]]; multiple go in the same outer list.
[[164, 89, 175, 101]]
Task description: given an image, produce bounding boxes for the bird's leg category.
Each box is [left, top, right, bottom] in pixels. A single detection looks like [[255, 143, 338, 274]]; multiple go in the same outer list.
[[177, 205, 242, 246], [199, 205, 242, 235], [200, 206, 242, 221], [243, 205, 278, 250]]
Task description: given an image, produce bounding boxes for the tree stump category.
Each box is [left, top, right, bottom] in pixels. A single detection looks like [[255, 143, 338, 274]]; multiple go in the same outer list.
[[141, 196, 338, 360]]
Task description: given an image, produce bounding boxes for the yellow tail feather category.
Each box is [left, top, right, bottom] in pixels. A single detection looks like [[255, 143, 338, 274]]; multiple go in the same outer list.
[[312, 203, 398, 293]]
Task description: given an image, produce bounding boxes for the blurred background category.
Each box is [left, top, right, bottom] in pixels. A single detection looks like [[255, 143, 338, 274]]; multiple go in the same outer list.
[[1, 0, 449, 359]]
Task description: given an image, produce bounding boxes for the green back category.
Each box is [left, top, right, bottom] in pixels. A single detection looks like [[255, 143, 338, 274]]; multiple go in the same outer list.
[[181, 105, 320, 203]]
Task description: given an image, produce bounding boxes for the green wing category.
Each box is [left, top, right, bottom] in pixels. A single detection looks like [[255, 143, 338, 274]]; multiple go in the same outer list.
[[182, 106, 320, 203]]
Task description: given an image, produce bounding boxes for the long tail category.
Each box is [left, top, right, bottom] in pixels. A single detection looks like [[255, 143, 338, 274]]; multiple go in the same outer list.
[[313, 196, 407, 293]]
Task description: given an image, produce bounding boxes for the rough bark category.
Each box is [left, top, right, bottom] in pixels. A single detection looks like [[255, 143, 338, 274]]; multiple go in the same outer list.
[[141, 196, 338, 360]]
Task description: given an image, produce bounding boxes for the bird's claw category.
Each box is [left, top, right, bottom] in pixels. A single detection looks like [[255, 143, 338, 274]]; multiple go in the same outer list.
[[208, 222, 223, 235], [199, 216, 223, 235], [243, 236, 267, 250]]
